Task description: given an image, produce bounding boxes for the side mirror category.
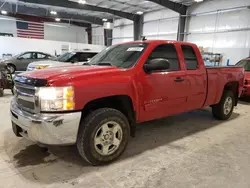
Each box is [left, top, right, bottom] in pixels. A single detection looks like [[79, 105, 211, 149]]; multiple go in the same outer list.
[[17, 57, 23, 60], [143, 58, 170, 74]]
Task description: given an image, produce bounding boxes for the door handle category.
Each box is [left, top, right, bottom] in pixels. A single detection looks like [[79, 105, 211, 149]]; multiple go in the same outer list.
[[174, 77, 185, 82]]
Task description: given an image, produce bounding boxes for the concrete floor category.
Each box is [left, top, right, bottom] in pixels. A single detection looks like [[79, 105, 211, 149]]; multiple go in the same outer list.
[[1, 91, 250, 188]]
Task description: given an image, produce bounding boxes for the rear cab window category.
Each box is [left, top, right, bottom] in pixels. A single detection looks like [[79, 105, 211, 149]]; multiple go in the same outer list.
[[181, 45, 199, 70]]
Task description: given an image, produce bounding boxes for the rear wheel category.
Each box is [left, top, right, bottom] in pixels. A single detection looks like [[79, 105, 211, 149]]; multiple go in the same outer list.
[[77, 108, 130, 165], [212, 90, 235, 120]]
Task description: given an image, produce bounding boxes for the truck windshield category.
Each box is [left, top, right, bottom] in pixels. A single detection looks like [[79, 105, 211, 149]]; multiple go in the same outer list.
[[56, 52, 76, 62], [88, 43, 148, 68], [236, 60, 250, 71]]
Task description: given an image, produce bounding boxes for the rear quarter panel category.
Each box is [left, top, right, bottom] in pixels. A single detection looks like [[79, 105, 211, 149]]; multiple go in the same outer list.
[[204, 67, 244, 106]]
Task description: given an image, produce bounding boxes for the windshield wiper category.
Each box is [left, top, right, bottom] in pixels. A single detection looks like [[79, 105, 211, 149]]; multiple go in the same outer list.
[[96, 62, 112, 66], [82, 62, 91, 65]]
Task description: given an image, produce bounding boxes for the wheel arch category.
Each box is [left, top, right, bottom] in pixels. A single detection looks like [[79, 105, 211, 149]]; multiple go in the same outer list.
[[80, 95, 136, 137], [223, 81, 239, 106]]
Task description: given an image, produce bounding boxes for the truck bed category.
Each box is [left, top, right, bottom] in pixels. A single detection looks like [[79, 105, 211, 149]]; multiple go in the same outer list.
[[204, 66, 244, 107]]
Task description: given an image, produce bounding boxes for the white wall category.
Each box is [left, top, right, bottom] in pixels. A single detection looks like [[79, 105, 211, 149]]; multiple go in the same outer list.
[[186, 0, 250, 65], [0, 16, 17, 35], [0, 36, 105, 58], [111, 0, 250, 65], [0, 16, 88, 43], [112, 19, 134, 44], [112, 9, 179, 44], [44, 23, 88, 43], [92, 25, 105, 45], [143, 9, 179, 40]]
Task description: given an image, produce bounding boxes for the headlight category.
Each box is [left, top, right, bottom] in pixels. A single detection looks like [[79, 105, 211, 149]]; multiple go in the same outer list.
[[39, 86, 75, 111], [35, 65, 49, 69]]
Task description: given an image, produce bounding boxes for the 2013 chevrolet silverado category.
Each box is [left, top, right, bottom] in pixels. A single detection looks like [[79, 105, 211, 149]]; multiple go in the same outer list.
[[10, 40, 244, 165]]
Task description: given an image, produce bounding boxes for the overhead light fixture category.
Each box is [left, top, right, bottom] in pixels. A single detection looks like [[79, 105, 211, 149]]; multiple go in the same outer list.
[[50, 10, 57, 15], [102, 18, 108, 22], [1, 10, 7, 15], [78, 0, 86, 4], [55, 18, 61, 22], [136, 11, 143, 15], [194, 0, 203, 2]]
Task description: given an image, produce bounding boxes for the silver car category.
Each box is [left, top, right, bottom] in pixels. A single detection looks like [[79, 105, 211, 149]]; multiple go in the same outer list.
[[1, 51, 54, 73]]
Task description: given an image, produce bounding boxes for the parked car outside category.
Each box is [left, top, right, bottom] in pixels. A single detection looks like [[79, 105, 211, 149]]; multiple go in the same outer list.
[[11, 40, 244, 165], [235, 58, 250, 97], [27, 50, 99, 71], [0, 51, 54, 73]]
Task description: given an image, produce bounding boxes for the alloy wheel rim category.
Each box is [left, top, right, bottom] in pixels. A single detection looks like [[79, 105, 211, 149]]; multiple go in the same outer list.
[[94, 121, 123, 156], [223, 96, 233, 115], [8, 66, 14, 73]]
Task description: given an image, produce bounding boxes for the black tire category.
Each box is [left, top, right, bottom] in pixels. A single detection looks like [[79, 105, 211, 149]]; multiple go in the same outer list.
[[7, 64, 16, 74], [212, 90, 235, 120], [77, 108, 130, 165], [0, 88, 3, 97]]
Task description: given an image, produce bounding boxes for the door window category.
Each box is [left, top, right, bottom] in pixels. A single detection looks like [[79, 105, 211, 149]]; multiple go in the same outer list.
[[181, 45, 199, 70], [37, 53, 46, 59], [69, 54, 79, 63], [147, 44, 180, 71], [78, 53, 98, 62], [19, 53, 32, 59]]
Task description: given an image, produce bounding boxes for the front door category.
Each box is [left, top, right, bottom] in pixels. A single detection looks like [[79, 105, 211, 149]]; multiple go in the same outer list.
[[17, 52, 36, 71], [139, 44, 188, 122]]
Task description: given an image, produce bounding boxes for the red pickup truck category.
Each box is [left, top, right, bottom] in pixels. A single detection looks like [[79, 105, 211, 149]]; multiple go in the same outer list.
[[235, 58, 250, 97], [11, 40, 244, 165]]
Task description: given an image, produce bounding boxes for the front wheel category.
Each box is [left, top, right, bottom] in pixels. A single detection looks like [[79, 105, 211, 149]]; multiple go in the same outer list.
[[212, 90, 235, 120], [77, 108, 130, 165], [7, 64, 16, 74], [0, 88, 3, 97]]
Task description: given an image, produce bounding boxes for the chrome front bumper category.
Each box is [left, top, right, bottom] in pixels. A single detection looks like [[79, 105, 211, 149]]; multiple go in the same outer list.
[[10, 99, 81, 145]]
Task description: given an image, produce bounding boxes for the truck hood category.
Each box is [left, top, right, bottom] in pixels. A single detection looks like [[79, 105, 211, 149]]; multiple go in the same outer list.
[[21, 65, 121, 84]]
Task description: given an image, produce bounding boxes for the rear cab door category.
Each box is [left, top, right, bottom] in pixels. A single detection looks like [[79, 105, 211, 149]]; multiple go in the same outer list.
[[179, 43, 207, 110], [139, 42, 189, 122]]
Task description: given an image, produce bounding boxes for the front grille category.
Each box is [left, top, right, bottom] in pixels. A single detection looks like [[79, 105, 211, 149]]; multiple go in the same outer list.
[[17, 98, 35, 110], [14, 83, 37, 113], [15, 85, 35, 95]]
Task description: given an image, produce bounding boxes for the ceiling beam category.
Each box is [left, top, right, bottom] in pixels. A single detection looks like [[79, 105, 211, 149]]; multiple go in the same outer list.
[[19, 0, 138, 21], [147, 0, 187, 14], [2, 2, 104, 25]]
